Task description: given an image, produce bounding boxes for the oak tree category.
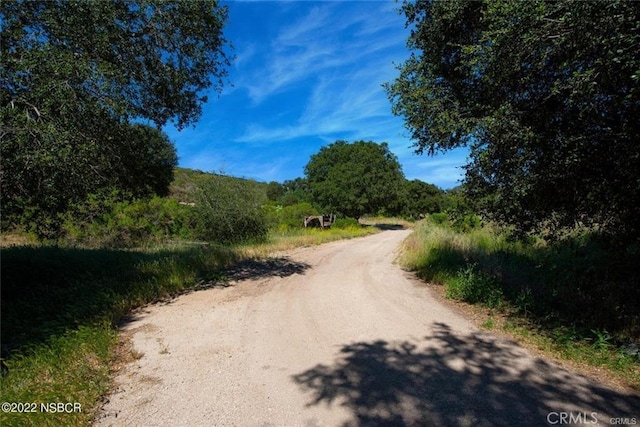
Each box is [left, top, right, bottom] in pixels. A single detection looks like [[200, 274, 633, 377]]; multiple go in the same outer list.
[[386, 0, 640, 238], [1, 0, 231, 236], [305, 140, 405, 218]]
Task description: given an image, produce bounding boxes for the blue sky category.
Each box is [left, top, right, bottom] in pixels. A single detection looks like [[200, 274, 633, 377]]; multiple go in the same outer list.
[[164, 0, 469, 190]]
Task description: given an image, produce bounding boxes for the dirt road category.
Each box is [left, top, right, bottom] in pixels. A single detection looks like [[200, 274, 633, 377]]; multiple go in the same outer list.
[[96, 229, 639, 426]]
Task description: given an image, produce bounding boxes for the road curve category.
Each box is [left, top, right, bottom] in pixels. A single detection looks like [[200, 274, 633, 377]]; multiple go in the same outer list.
[[96, 229, 639, 426]]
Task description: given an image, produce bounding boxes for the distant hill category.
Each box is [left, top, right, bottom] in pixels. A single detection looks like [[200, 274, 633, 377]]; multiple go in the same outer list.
[[169, 168, 268, 204]]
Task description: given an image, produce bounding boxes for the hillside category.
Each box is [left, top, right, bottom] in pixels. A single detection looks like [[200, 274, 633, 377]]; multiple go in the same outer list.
[[169, 167, 269, 204]]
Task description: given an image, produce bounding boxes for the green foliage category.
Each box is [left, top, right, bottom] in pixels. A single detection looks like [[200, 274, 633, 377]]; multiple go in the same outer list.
[[402, 220, 640, 339], [114, 125, 179, 198], [265, 202, 319, 230], [404, 226, 467, 284], [332, 217, 360, 229], [190, 175, 269, 244], [386, 0, 640, 239], [2, 0, 230, 127], [0, 219, 379, 423], [170, 168, 219, 204], [0, 123, 178, 240], [588, 329, 613, 352], [266, 181, 285, 202], [266, 178, 311, 206], [514, 287, 535, 315], [0, 326, 116, 427], [1, 244, 238, 356], [401, 179, 446, 218], [0, 242, 239, 424], [169, 168, 269, 203], [305, 140, 405, 218], [426, 209, 481, 233], [447, 264, 502, 308], [401, 219, 640, 385], [450, 212, 481, 233], [429, 212, 449, 226], [62, 193, 193, 248], [15, 169, 277, 248], [280, 177, 312, 206], [1, 0, 230, 237]]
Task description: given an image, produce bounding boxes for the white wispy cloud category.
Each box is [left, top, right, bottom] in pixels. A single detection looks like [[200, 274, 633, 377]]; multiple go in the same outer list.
[[236, 2, 404, 105], [235, 2, 409, 143]]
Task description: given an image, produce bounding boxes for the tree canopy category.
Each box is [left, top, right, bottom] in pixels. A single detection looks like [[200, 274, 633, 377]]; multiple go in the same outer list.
[[402, 179, 445, 218], [304, 140, 405, 218], [191, 174, 268, 244], [1, 0, 231, 236], [385, 0, 640, 238]]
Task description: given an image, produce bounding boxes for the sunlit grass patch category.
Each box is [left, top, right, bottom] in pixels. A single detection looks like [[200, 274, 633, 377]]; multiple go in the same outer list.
[[243, 225, 379, 257], [400, 216, 640, 389], [0, 326, 116, 427]]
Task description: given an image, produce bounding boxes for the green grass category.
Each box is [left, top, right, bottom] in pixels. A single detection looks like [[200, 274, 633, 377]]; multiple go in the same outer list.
[[400, 217, 640, 388], [446, 264, 503, 308], [0, 327, 116, 426], [254, 224, 378, 253], [0, 244, 238, 426], [501, 318, 640, 387], [0, 225, 378, 426]]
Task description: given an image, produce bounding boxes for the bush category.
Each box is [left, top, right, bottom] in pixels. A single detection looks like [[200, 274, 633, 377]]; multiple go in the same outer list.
[[450, 212, 481, 233], [267, 202, 319, 230], [62, 192, 192, 248], [332, 217, 360, 229], [446, 264, 503, 308], [190, 175, 268, 244], [429, 212, 449, 225]]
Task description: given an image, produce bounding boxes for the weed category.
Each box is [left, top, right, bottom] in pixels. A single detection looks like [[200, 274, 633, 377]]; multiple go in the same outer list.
[[0, 326, 115, 426], [514, 287, 534, 314], [332, 217, 360, 229], [481, 317, 496, 330], [446, 264, 503, 308], [588, 329, 613, 351]]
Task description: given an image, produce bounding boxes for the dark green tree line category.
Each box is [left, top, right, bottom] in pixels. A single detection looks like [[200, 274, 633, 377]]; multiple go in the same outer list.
[[402, 179, 445, 218], [386, 0, 640, 238], [1, 0, 231, 237]]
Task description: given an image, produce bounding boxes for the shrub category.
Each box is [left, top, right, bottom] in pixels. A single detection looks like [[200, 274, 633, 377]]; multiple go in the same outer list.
[[404, 219, 640, 338], [429, 212, 449, 225], [272, 202, 319, 230], [190, 175, 268, 244], [62, 193, 192, 248], [451, 212, 481, 232]]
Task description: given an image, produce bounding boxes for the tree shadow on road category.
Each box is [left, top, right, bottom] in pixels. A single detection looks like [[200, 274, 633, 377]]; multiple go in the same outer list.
[[174, 257, 312, 298], [374, 224, 406, 231], [292, 322, 640, 426], [223, 257, 311, 282]]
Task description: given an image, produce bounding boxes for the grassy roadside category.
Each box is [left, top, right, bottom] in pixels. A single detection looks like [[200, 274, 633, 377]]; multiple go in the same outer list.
[[400, 219, 640, 390], [0, 225, 378, 426]]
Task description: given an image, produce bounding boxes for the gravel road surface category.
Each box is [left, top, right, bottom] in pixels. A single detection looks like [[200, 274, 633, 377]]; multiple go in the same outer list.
[[96, 229, 639, 426]]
